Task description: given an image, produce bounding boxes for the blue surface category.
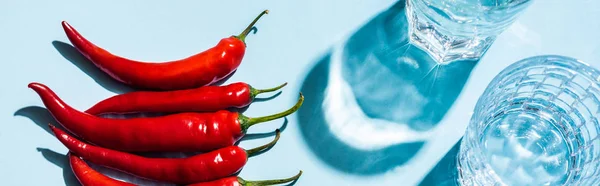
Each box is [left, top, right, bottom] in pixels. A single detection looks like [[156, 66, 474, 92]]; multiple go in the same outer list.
[[1, 0, 599, 185]]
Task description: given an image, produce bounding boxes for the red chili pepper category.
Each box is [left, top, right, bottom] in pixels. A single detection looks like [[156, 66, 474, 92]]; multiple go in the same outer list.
[[85, 82, 287, 115], [29, 82, 303, 152], [69, 153, 135, 186], [62, 10, 268, 90], [51, 125, 281, 185], [70, 152, 302, 186]]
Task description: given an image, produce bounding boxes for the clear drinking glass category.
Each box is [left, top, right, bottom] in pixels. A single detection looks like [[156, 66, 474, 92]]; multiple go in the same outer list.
[[457, 55, 600, 185], [407, 0, 534, 63]]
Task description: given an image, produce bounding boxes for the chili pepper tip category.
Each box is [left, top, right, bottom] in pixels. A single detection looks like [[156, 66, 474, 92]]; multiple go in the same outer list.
[[28, 82, 40, 89], [61, 21, 75, 33], [48, 124, 61, 138]]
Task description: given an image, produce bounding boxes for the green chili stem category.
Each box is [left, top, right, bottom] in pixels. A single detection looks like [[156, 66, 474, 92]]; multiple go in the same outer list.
[[237, 10, 269, 42], [242, 93, 303, 131], [240, 171, 303, 186], [245, 129, 280, 156], [250, 82, 288, 99]]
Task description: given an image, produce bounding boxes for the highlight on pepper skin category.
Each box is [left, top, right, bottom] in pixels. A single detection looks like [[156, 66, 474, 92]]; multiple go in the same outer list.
[[20, 7, 309, 186], [50, 124, 283, 185], [29, 82, 302, 153], [85, 82, 288, 115], [60, 10, 269, 90]]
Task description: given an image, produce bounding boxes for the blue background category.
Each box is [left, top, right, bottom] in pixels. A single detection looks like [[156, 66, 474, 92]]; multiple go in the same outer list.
[[1, 0, 599, 185]]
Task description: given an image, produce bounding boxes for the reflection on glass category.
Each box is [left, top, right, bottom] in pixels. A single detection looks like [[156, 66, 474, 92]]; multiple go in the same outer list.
[[458, 55, 600, 185], [407, 0, 533, 62]]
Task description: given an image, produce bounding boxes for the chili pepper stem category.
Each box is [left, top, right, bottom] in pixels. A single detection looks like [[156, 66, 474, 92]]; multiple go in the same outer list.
[[250, 82, 288, 99], [239, 170, 303, 186], [240, 93, 304, 132], [245, 129, 280, 156], [236, 10, 269, 43]]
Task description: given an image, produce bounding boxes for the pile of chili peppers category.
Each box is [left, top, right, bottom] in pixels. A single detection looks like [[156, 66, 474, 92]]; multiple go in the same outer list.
[[29, 10, 306, 186]]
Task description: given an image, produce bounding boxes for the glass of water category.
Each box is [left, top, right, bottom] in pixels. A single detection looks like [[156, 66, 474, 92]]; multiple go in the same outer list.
[[407, 0, 534, 63], [457, 55, 600, 185]]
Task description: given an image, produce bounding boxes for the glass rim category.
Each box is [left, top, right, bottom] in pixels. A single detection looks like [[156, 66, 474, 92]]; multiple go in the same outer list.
[[478, 55, 600, 112], [413, 0, 533, 10], [461, 54, 600, 185], [496, 55, 600, 86]]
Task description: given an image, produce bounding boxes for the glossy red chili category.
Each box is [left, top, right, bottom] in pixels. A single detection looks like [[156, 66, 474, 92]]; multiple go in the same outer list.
[[51, 125, 280, 185], [70, 152, 302, 186], [62, 10, 268, 90], [86, 82, 287, 115], [29, 82, 302, 152], [69, 153, 135, 186]]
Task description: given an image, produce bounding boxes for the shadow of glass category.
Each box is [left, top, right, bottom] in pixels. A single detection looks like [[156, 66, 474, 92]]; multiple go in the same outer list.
[[418, 139, 462, 186], [298, 53, 424, 175], [297, 0, 478, 175], [52, 41, 134, 94]]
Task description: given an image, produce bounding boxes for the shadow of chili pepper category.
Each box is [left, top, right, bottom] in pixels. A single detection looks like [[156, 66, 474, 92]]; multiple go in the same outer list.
[[283, 178, 299, 186], [246, 141, 278, 158], [36, 148, 81, 186], [37, 148, 172, 186], [16, 107, 169, 185], [211, 70, 237, 86], [14, 106, 56, 135], [254, 91, 283, 102], [417, 138, 462, 186], [51, 41, 134, 94], [223, 91, 281, 114], [227, 91, 283, 114], [227, 105, 250, 114], [243, 118, 288, 141]]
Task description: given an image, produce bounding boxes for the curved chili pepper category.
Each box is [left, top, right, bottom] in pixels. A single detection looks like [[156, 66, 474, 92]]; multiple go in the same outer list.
[[62, 10, 268, 90], [51, 125, 281, 185], [69, 153, 135, 186], [29, 82, 303, 152], [70, 152, 302, 186], [86, 82, 287, 115]]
